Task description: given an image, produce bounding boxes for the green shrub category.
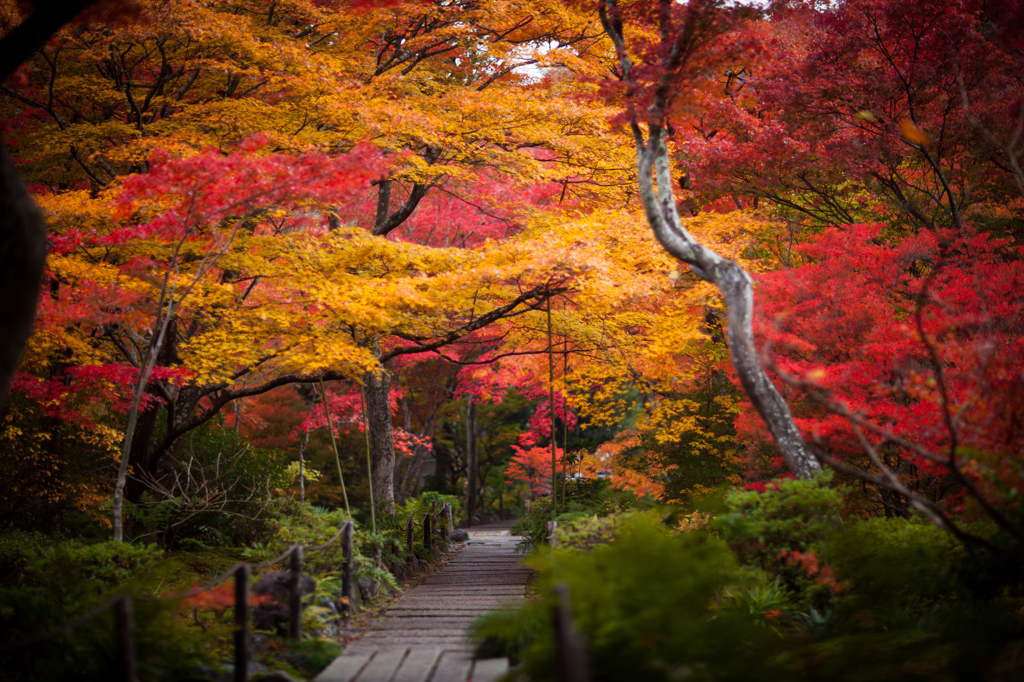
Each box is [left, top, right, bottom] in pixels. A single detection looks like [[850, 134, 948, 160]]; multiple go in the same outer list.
[[511, 484, 638, 555], [510, 497, 554, 553], [559, 476, 607, 508], [250, 502, 355, 574], [0, 538, 215, 682], [718, 475, 843, 558], [0, 531, 55, 586], [270, 637, 343, 678], [250, 501, 402, 601], [126, 423, 291, 549], [394, 490, 463, 540], [25, 540, 164, 597], [0, 591, 217, 682], [381, 491, 465, 567], [473, 515, 778, 682], [552, 511, 656, 553], [718, 475, 844, 611], [476, 493, 1024, 682], [828, 516, 961, 621]]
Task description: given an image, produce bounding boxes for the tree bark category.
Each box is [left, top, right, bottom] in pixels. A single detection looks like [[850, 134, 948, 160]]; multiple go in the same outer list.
[[597, 0, 822, 479], [362, 363, 396, 514], [0, 144, 47, 406], [635, 132, 821, 479], [465, 400, 478, 524]]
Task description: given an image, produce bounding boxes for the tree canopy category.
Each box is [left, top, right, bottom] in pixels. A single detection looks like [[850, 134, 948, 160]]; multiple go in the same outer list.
[[0, 0, 1022, 565]]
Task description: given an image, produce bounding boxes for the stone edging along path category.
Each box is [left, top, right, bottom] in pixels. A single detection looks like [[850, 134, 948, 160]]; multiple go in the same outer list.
[[315, 522, 528, 682]]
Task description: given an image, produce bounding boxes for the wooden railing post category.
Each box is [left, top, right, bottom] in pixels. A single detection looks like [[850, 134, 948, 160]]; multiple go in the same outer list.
[[114, 595, 139, 682], [547, 520, 558, 547], [234, 564, 250, 682], [423, 512, 432, 553], [439, 503, 446, 541], [553, 583, 590, 682], [443, 502, 452, 541], [405, 515, 415, 569], [447, 502, 454, 538], [288, 546, 303, 639], [342, 521, 354, 614]]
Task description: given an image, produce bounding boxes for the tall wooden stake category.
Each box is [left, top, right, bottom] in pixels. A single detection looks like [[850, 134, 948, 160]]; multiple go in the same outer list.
[[288, 546, 303, 639], [114, 595, 139, 682], [359, 384, 377, 534], [553, 583, 591, 682], [548, 296, 557, 524], [562, 299, 569, 508], [342, 521, 354, 613], [466, 400, 477, 525], [234, 565, 250, 682], [319, 376, 351, 516]]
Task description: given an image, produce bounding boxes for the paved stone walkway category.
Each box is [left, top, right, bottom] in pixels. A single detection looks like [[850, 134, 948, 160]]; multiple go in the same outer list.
[[315, 523, 526, 682]]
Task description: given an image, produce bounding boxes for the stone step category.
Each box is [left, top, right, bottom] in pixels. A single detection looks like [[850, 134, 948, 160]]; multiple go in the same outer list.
[[315, 527, 525, 682], [315, 649, 507, 682]]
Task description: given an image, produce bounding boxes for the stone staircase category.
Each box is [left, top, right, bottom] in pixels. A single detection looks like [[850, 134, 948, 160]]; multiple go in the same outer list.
[[315, 524, 527, 682]]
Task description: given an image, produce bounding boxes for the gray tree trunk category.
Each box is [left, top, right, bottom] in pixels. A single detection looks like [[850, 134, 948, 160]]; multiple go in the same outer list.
[[634, 132, 822, 479], [595, 0, 822, 480]]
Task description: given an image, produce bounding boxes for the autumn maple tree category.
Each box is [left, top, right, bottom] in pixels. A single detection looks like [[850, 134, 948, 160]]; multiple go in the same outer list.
[[0, 0, 643, 529], [589, 0, 823, 479], [4, 0, 1021, 570], [633, 0, 1024, 557]]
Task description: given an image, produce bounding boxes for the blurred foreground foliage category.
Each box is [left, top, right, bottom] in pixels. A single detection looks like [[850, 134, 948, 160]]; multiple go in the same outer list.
[[475, 477, 1024, 681], [0, 489, 455, 681]]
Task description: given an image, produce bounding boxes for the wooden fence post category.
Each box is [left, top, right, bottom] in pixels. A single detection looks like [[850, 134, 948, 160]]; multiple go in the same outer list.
[[342, 521, 354, 614], [289, 546, 303, 639], [422, 512, 432, 553], [405, 514, 415, 570], [553, 583, 590, 682], [547, 520, 558, 547], [234, 564, 250, 682], [114, 595, 139, 682]]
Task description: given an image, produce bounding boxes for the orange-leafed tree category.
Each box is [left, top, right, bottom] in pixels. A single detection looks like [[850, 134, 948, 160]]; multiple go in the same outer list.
[[1, 0, 642, 530]]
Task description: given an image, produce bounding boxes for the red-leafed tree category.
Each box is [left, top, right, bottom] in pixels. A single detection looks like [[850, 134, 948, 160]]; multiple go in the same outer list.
[[676, 0, 1024, 558], [746, 222, 1024, 558], [683, 0, 1024, 233], [506, 444, 558, 501], [593, 0, 823, 479]]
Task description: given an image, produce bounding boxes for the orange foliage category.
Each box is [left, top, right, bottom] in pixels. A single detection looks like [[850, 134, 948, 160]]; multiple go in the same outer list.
[[576, 430, 675, 500], [178, 581, 275, 612]]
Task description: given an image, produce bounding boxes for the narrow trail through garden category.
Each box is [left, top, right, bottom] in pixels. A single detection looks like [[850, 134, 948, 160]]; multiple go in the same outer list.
[[315, 522, 528, 682]]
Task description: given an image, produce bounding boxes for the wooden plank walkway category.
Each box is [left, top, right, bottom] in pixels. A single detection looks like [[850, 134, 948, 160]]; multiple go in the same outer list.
[[315, 523, 527, 682]]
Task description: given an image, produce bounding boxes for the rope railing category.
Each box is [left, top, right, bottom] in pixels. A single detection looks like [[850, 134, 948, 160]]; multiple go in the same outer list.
[[2, 505, 460, 682], [0, 519, 355, 682]]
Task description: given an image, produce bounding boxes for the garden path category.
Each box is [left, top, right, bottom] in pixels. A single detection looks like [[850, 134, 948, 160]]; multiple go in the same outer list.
[[314, 522, 527, 682]]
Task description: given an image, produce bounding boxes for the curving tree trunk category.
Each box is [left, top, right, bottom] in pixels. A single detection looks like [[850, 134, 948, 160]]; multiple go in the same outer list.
[[633, 135, 820, 479], [598, 0, 822, 479]]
